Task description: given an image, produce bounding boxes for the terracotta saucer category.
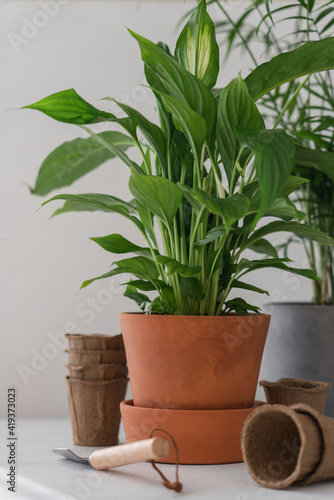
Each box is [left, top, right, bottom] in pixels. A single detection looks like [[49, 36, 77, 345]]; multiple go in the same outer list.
[[120, 399, 265, 464]]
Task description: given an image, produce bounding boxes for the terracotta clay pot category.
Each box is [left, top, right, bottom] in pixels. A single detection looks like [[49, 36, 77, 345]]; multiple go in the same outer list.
[[121, 399, 265, 464], [119, 313, 270, 410]]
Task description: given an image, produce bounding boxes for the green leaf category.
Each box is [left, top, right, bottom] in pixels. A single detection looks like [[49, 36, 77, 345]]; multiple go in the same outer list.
[[81, 266, 128, 289], [216, 76, 264, 183], [90, 234, 150, 256], [179, 276, 205, 301], [23, 89, 114, 124], [280, 175, 309, 196], [123, 286, 151, 311], [231, 280, 269, 295], [294, 145, 334, 182], [121, 279, 168, 291], [248, 238, 278, 259], [236, 128, 295, 222], [160, 286, 177, 311], [114, 256, 159, 280], [157, 92, 208, 164], [137, 201, 157, 246], [175, 0, 219, 89], [129, 172, 182, 226], [236, 258, 320, 282], [195, 225, 227, 247], [112, 100, 168, 174], [81, 126, 143, 174], [245, 221, 334, 248], [176, 183, 203, 214], [178, 184, 250, 229], [129, 30, 217, 152], [156, 255, 201, 277], [246, 38, 334, 101], [31, 131, 134, 196], [265, 198, 305, 222], [224, 297, 261, 314], [42, 193, 144, 231]]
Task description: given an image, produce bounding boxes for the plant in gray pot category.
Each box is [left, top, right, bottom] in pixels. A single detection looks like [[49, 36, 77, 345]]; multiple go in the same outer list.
[[213, 0, 334, 415]]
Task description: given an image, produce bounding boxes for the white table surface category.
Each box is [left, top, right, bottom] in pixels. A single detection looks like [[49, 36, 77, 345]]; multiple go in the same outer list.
[[0, 418, 334, 500]]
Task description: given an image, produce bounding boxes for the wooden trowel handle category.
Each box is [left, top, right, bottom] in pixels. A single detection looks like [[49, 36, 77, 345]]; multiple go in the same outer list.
[[89, 437, 170, 470]]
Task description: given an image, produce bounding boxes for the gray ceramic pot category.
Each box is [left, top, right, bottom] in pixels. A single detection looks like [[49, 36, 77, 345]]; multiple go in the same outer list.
[[259, 303, 334, 417]]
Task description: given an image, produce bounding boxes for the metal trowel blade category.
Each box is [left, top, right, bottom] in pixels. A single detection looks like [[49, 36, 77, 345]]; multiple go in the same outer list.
[[53, 448, 90, 465]]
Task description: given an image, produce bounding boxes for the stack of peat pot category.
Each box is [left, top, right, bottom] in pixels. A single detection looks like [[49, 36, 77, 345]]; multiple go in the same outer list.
[[65, 333, 128, 446]]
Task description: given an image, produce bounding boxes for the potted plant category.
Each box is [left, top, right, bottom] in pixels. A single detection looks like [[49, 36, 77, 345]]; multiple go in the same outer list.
[[24, 0, 334, 414], [214, 0, 334, 415]]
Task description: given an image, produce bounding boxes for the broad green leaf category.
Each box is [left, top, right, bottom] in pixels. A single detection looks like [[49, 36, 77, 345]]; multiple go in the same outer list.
[[179, 276, 205, 301], [123, 286, 151, 311], [175, 0, 219, 89], [114, 256, 159, 280], [112, 100, 168, 174], [245, 221, 334, 249], [176, 183, 203, 214], [81, 266, 129, 289], [195, 225, 227, 247], [244, 176, 308, 211], [280, 175, 309, 196], [217, 76, 264, 183], [158, 92, 208, 164], [236, 258, 320, 282], [246, 38, 334, 101], [156, 255, 201, 277], [224, 297, 261, 314], [137, 201, 157, 246], [236, 257, 291, 273], [121, 279, 169, 291], [90, 234, 150, 256], [42, 193, 144, 231], [294, 145, 334, 182], [160, 286, 177, 311], [177, 184, 250, 229], [231, 280, 269, 295], [248, 238, 278, 258], [236, 128, 295, 222], [129, 172, 182, 226], [31, 131, 134, 196], [265, 198, 305, 222], [129, 30, 217, 152], [23, 89, 114, 124], [81, 126, 143, 174]]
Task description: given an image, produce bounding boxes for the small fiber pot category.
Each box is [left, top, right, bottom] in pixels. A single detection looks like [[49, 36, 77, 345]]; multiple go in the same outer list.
[[66, 349, 127, 366], [66, 364, 128, 381], [65, 333, 124, 351], [120, 313, 270, 410], [66, 377, 128, 446], [260, 378, 331, 413], [242, 403, 334, 489]]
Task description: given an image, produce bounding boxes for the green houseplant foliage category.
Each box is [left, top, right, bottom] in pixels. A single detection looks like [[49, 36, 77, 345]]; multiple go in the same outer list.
[[212, 0, 334, 304], [25, 0, 334, 315]]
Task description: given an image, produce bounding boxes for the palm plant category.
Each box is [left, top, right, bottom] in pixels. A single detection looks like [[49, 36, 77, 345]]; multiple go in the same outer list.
[[213, 0, 334, 304], [24, 0, 334, 315]]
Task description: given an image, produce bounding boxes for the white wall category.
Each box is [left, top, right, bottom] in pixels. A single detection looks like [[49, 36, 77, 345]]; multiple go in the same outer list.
[[0, 1, 311, 417]]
